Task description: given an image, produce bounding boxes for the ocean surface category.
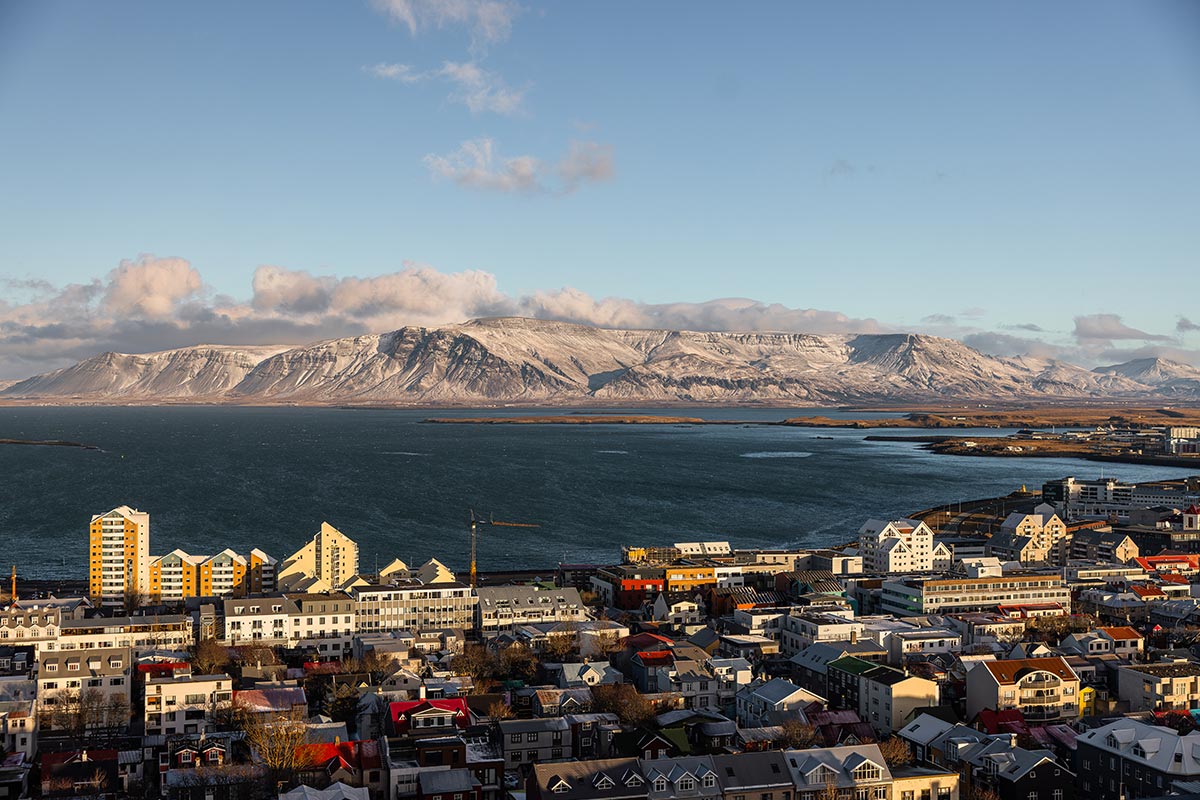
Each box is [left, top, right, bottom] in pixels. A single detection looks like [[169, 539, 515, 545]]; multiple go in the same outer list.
[[1, 406, 1197, 580]]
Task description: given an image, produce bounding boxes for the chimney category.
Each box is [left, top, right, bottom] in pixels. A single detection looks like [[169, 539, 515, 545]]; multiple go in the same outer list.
[[849, 630, 857, 645], [80, 750, 88, 762]]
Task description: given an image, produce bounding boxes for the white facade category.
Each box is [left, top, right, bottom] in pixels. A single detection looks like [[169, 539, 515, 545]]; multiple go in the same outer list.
[[145, 672, 234, 737], [353, 583, 476, 634], [858, 519, 939, 574]]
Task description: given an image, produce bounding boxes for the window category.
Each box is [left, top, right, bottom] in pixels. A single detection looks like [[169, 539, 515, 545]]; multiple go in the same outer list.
[[527, 732, 538, 742], [654, 778, 667, 792]]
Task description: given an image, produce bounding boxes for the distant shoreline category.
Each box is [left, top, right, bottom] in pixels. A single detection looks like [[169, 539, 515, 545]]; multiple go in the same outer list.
[[0, 438, 98, 450]]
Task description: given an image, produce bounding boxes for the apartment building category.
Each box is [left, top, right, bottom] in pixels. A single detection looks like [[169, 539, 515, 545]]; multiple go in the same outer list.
[[500, 717, 572, 767], [0, 699, 36, 759], [987, 510, 1069, 566], [964, 657, 1080, 722], [88, 506, 150, 608], [56, 614, 192, 655], [37, 646, 132, 730], [278, 521, 360, 592], [1076, 718, 1200, 800], [148, 547, 277, 603], [590, 566, 666, 610], [735, 677, 823, 727], [0, 607, 61, 654], [826, 656, 939, 735], [858, 519, 950, 574], [476, 586, 586, 634], [783, 745, 894, 800], [1043, 476, 1200, 520], [145, 672, 234, 736], [1117, 662, 1200, 712], [779, 610, 864, 657], [881, 569, 1071, 616], [224, 596, 291, 646], [1070, 530, 1139, 564], [289, 593, 357, 655], [354, 582, 477, 634]]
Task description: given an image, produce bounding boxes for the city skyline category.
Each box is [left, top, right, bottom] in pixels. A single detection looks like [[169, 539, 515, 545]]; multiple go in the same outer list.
[[1, 1, 1199, 378]]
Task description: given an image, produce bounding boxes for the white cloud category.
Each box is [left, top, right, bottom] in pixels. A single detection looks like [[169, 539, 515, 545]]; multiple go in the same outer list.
[[367, 60, 526, 115], [365, 62, 424, 83], [0, 257, 886, 378], [424, 138, 614, 194], [424, 138, 542, 192], [370, 0, 518, 49], [1073, 313, 1172, 342]]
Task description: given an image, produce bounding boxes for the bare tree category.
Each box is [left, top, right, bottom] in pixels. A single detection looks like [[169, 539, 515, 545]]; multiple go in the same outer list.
[[486, 698, 515, 721], [237, 705, 314, 789], [779, 718, 820, 749], [192, 638, 232, 675], [592, 684, 655, 727], [966, 784, 1002, 800], [543, 623, 580, 661], [499, 644, 538, 682], [876, 736, 913, 768], [39, 689, 128, 747], [452, 644, 499, 683]]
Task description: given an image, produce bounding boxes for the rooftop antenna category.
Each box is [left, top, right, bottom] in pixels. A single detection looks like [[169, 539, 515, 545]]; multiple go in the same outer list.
[[9, 565, 15, 605]]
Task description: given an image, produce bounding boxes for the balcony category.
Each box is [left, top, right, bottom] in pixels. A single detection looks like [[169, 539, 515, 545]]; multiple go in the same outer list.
[[1022, 704, 1066, 721]]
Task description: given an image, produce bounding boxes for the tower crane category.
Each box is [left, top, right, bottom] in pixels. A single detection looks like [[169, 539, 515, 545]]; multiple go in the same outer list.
[[467, 510, 540, 587]]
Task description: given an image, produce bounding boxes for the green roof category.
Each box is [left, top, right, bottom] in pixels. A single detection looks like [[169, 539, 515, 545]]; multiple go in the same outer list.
[[826, 655, 877, 675]]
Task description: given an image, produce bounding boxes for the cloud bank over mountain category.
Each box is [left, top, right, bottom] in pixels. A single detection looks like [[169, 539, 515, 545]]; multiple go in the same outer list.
[[1, 254, 1194, 381]]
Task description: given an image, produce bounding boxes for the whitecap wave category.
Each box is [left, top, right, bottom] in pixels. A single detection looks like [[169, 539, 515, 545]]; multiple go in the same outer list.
[[740, 451, 814, 459], [596, 450, 630, 455]]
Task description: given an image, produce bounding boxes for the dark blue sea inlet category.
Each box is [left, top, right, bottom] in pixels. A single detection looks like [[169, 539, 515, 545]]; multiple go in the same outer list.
[[1, 406, 1196, 579]]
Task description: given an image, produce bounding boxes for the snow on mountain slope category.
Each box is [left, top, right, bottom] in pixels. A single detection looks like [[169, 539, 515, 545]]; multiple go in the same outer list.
[[2, 345, 287, 399], [2, 318, 1197, 404]]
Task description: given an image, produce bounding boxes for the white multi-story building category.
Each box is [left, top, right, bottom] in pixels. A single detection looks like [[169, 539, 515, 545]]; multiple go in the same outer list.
[[779, 610, 863, 657], [288, 593, 357, 656], [882, 570, 1071, 616], [858, 519, 950, 574], [56, 615, 192, 655], [353, 582, 476, 634], [37, 646, 132, 731], [223, 596, 291, 646], [0, 699, 37, 759], [145, 672, 234, 737], [475, 586, 586, 634]]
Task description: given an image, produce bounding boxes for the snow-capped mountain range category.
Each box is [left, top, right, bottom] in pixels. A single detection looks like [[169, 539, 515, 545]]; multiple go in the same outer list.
[[3, 317, 1199, 404]]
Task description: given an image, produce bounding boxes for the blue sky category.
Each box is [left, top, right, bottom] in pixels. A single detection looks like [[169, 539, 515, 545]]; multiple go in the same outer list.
[[0, 0, 1198, 376]]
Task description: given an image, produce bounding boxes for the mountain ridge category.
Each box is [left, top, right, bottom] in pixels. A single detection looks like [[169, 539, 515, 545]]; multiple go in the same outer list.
[[2, 317, 1195, 405]]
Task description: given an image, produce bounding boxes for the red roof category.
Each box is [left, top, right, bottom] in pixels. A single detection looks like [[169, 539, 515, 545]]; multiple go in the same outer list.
[[388, 698, 470, 734], [1185, 505, 1200, 515], [620, 632, 673, 649], [303, 661, 344, 675], [634, 650, 674, 666], [296, 740, 382, 773], [1130, 584, 1167, 599], [1134, 554, 1200, 572], [976, 707, 1029, 735], [1098, 626, 1143, 640]]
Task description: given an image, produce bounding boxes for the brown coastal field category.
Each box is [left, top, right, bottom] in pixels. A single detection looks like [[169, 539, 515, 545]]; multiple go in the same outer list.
[[783, 406, 1200, 429]]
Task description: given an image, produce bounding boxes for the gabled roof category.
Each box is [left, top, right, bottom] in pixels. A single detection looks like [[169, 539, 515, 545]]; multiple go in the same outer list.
[[1097, 626, 1143, 641], [980, 657, 1077, 685]]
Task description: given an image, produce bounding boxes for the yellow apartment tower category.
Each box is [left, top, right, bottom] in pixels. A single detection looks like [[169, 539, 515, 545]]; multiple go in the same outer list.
[[89, 506, 151, 608]]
